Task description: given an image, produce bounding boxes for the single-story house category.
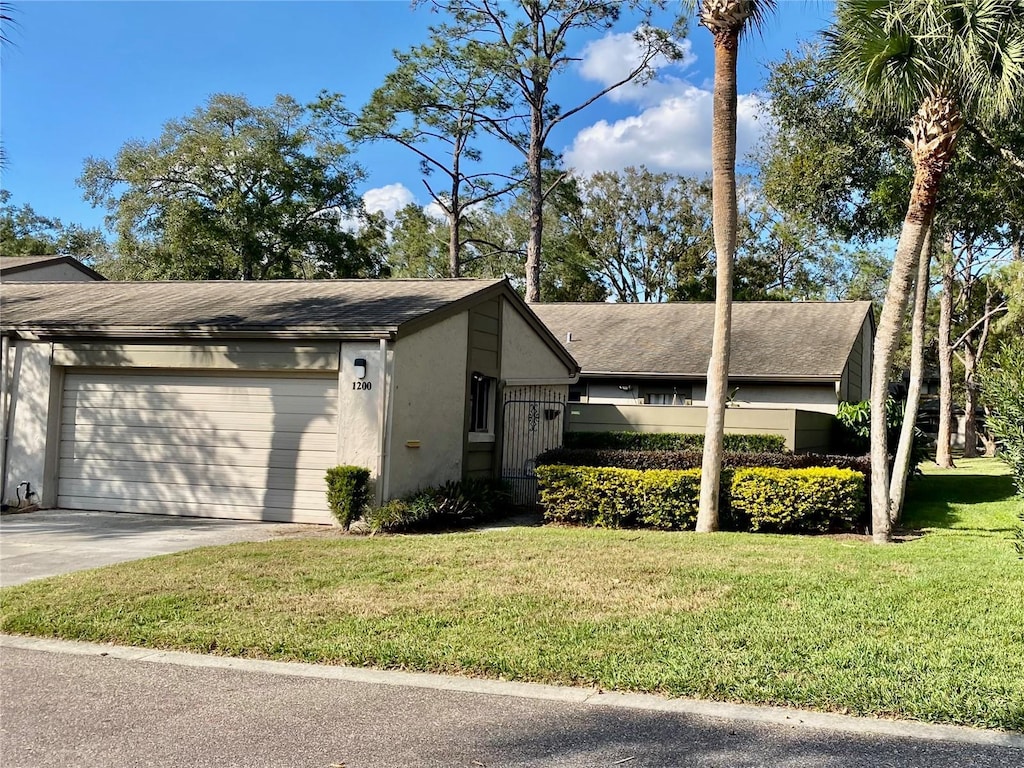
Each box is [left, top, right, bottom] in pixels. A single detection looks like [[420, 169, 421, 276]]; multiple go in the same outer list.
[[532, 301, 874, 416], [0, 279, 577, 523], [0, 255, 106, 282]]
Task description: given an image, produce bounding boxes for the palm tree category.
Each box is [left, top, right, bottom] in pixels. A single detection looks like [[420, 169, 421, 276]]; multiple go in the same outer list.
[[695, 0, 775, 533], [828, 0, 1024, 542]]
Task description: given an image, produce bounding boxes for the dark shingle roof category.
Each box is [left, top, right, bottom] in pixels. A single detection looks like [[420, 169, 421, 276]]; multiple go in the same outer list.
[[1, 279, 506, 336], [532, 301, 873, 380]]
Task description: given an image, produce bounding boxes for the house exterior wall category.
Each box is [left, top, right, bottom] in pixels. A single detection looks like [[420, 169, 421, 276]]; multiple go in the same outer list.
[[839, 314, 873, 403], [337, 342, 387, 496], [51, 341, 339, 371], [388, 312, 469, 498], [1, 263, 97, 282], [464, 299, 501, 481], [2, 340, 58, 507], [500, 300, 571, 381], [579, 378, 840, 414]]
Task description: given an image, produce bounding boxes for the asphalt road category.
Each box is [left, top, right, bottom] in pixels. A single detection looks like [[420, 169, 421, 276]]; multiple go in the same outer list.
[[2, 644, 1021, 768]]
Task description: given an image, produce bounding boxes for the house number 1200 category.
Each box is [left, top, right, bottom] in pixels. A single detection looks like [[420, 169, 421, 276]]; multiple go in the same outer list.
[[353, 381, 372, 391]]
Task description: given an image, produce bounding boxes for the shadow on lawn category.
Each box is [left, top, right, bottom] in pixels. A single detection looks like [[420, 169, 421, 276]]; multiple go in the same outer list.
[[902, 472, 1018, 532]]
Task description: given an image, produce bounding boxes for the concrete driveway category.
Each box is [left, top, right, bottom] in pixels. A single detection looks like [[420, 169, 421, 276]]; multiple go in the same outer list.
[[0, 509, 318, 586]]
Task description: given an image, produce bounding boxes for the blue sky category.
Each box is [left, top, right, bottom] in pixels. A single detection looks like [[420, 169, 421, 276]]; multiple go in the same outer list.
[[0, 1, 836, 233]]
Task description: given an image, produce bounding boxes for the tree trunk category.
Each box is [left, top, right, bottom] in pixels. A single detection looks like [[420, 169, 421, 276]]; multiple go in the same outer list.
[[935, 246, 956, 468], [962, 342, 979, 458], [869, 157, 950, 541], [525, 105, 544, 303], [889, 226, 931, 525], [449, 161, 461, 278], [697, 31, 739, 534]]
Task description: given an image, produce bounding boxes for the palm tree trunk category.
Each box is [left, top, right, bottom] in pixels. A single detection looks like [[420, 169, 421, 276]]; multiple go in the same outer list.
[[870, 96, 960, 544], [889, 225, 931, 524], [697, 30, 739, 533], [935, 245, 956, 468]]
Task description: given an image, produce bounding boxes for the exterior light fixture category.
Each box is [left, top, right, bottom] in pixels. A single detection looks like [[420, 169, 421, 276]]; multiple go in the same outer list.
[[354, 358, 367, 379]]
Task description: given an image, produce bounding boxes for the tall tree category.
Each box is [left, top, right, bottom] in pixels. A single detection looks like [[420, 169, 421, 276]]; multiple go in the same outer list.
[[571, 167, 712, 302], [425, 0, 684, 301], [350, 36, 518, 277], [695, 0, 775, 534], [827, 0, 1024, 542], [0, 191, 109, 258], [80, 93, 376, 281]]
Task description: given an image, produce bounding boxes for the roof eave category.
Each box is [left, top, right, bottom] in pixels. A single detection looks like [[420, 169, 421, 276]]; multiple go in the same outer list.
[[579, 370, 842, 382], [1, 326, 399, 341]]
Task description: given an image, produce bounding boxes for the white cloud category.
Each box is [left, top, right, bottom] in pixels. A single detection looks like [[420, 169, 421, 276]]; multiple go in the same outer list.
[[362, 183, 415, 220], [578, 28, 695, 107], [564, 84, 768, 177], [423, 201, 448, 222], [566, 27, 770, 177]]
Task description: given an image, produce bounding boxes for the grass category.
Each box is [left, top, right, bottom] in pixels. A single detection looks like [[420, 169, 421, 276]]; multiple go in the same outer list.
[[2, 458, 1022, 730]]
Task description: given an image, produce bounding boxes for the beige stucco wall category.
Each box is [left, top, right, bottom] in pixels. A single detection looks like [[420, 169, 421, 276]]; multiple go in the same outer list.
[[500, 300, 573, 381], [337, 342, 387, 498], [1, 263, 96, 282], [583, 380, 840, 414], [2, 340, 56, 507], [51, 341, 339, 370], [387, 312, 469, 498]]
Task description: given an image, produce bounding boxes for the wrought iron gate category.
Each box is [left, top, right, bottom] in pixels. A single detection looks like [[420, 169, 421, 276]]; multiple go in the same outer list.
[[501, 386, 567, 506]]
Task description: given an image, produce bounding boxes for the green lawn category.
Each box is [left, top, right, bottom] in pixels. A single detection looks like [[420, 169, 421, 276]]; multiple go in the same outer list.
[[2, 458, 1022, 730]]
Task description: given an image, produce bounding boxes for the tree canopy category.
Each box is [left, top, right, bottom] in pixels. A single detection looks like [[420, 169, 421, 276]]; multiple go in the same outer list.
[[79, 93, 380, 281]]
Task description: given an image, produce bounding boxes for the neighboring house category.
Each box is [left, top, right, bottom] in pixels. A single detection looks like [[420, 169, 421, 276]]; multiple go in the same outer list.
[[0, 279, 577, 523], [0, 255, 106, 282], [533, 301, 875, 416]]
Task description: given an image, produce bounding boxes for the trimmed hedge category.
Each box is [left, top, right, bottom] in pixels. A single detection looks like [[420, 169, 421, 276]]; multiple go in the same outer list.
[[730, 467, 866, 534], [536, 464, 866, 534], [537, 465, 701, 530], [564, 431, 788, 454], [536, 447, 870, 475], [325, 465, 371, 530]]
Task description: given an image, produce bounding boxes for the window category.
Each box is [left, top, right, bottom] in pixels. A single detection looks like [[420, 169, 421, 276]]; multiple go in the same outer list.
[[642, 385, 692, 406], [469, 372, 495, 433], [568, 383, 586, 403]]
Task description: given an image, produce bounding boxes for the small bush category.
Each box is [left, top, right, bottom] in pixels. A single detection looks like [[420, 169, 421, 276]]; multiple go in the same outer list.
[[730, 467, 866, 534], [536, 465, 701, 530], [366, 478, 510, 533], [833, 399, 930, 468], [325, 466, 371, 530], [564, 431, 788, 454]]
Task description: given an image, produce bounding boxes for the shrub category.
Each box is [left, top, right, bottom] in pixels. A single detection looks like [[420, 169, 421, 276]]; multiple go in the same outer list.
[[979, 337, 1024, 556], [564, 431, 788, 454], [537, 463, 866, 534], [365, 478, 510, 533], [324, 466, 371, 530], [833, 399, 930, 468], [536, 447, 870, 475], [536, 465, 701, 530], [730, 467, 866, 534]]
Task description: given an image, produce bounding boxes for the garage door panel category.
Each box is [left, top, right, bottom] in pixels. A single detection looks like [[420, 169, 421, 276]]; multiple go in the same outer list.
[[61, 405, 337, 434], [63, 390, 337, 417], [58, 478, 328, 511], [59, 446, 337, 472], [59, 372, 339, 523], [60, 425, 337, 453], [55, 495, 330, 524], [64, 374, 336, 396], [60, 458, 331, 490]]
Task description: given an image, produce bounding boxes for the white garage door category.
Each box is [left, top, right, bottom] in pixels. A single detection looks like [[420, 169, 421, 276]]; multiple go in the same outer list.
[[58, 372, 338, 524]]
